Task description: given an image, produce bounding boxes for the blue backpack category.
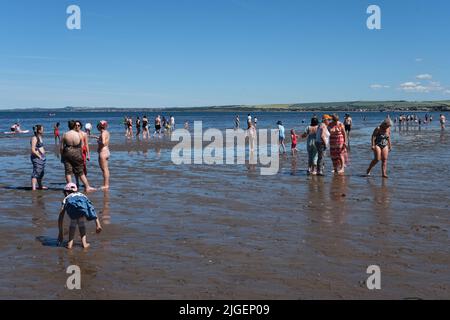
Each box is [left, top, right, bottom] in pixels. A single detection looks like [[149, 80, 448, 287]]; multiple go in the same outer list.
[[64, 193, 98, 221]]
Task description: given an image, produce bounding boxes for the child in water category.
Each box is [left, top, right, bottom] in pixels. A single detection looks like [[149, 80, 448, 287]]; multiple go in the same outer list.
[[290, 129, 299, 155], [58, 183, 102, 249]]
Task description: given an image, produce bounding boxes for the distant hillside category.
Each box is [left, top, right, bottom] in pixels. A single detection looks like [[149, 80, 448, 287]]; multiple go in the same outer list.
[[2, 101, 450, 113]]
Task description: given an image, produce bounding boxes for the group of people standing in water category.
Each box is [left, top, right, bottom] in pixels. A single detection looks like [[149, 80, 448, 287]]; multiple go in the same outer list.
[[124, 115, 178, 139], [30, 120, 110, 191], [277, 113, 392, 178]]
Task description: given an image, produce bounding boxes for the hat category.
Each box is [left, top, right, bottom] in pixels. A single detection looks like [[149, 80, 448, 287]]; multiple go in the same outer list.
[[322, 114, 332, 120], [64, 183, 78, 192], [97, 120, 108, 130]]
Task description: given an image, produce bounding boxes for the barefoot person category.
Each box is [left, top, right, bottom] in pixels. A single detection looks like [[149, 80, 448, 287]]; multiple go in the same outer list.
[[97, 121, 110, 190], [30, 125, 47, 190], [366, 119, 392, 178], [61, 120, 95, 192], [277, 121, 287, 154], [57, 183, 102, 249], [136, 116, 141, 138], [302, 117, 319, 175], [75, 121, 90, 178], [329, 114, 347, 174], [53, 122, 60, 144], [316, 115, 331, 176]]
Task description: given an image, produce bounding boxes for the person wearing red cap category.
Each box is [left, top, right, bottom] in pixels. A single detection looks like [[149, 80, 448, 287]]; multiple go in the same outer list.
[[57, 183, 102, 249]]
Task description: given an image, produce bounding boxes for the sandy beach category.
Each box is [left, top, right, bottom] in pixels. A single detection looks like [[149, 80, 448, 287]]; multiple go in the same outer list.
[[0, 111, 449, 299]]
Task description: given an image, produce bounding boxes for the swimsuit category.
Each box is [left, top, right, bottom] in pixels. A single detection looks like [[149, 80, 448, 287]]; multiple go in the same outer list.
[[98, 136, 110, 159], [291, 134, 297, 149], [63, 139, 84, 176], [375, 130, 389, 149]]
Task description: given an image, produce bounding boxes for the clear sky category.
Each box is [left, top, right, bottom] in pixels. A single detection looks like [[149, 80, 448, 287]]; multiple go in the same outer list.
[[1, 0, 449, 109]]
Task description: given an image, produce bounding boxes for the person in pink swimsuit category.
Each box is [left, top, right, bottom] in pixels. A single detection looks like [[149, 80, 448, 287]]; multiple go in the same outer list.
[[97, 121, 110, 190]]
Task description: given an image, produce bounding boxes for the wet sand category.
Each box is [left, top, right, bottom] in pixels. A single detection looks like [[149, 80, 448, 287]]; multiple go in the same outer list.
[[0, 124, 449, 299]]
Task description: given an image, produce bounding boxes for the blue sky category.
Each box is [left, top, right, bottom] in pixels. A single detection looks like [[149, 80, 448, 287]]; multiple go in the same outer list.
[[1, 0, 449, 109]]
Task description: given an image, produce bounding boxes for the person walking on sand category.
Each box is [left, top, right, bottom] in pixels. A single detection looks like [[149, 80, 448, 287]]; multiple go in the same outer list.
[[316, 115, 331, 176], [329, 114, 347, 175], [30, 125, 48, 190], [96, 121, 110, 190], [290, 129, 299, 156], [142, 115, 149, 139], [53, 122, 60, 144], [277, 121, 287, 154], [302, 117, 319, 175], [57, 183, 102, 249], [440, 114, 446, 130], [366, 119, 392, 178], [61, 120, 95, 192]]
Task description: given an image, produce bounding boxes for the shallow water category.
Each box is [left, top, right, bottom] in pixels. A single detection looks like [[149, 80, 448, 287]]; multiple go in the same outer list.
[[0, 111, 449, 299]]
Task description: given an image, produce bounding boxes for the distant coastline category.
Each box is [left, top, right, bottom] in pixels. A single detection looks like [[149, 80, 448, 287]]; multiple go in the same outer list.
[[1, 100, 450, 113]]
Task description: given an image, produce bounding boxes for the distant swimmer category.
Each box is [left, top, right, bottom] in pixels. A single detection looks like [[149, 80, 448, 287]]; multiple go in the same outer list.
[[254, 117, 258, 127], [57, 183, 102, 249], [30, 125, 47, 190], [440, 114, 446, 130], [366, 119, 392, 178]]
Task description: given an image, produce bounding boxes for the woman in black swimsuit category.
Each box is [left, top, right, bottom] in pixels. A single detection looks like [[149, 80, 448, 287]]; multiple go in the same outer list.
[[366, 119, 392, 178]]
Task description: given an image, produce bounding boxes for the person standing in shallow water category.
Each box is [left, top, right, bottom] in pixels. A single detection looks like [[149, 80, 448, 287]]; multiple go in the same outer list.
[[440, 114, 446, 130], [277, 121, 286, 154], [366, 119, 392, 178], [136, 116, 141, 138], [97, 121, 110, 190], [142, 115, 149, 139], [53, 122, 60, 144], [328, 114, 347, 175], [302, 117, 319, 175], [61, 120, 95, 192], [316, 115, 331, 176], [30, 125, 47, 190], [344, 114, 352, 145]]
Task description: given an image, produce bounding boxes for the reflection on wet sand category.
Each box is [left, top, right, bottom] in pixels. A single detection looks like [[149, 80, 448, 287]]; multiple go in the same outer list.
[[100, 190, 111, 225]]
